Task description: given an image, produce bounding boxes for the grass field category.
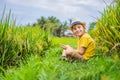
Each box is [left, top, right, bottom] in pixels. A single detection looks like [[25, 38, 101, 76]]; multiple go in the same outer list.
[[0, 37, 120, 80]]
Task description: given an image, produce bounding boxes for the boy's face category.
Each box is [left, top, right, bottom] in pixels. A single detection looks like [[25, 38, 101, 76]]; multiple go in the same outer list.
[[72, 24, 85, 37]]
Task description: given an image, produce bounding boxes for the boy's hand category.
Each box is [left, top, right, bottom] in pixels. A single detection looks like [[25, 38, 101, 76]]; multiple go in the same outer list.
[[65, 45, 74, 55], [61, 44, 74, 55], [60, 44, 67, 50]]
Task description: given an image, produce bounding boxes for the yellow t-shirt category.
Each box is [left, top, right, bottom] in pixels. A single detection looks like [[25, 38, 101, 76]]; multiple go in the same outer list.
[[77, 33, 95, 60]]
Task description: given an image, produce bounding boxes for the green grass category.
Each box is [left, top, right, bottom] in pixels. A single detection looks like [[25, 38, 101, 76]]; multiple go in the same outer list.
[[0, 37, 120, 80], [53, 37, 77, 48]]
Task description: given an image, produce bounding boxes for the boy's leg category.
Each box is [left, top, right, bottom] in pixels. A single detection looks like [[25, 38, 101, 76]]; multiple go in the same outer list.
[[60, 50, 84, 61], [71, 53, 84, 60], [59, 50, 68, 61], [61, 50, 66, 57]]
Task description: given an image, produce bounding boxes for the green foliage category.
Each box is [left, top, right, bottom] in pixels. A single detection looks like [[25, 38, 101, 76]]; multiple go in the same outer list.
[[88, 22, 96, 37], [0, 34, 120, 80], [0, 55, 41, 80], [35, 16, 67, 37], [92, 1, 120, 56], [0, 10, 53, 68], [0, 47, 119, 80], [0, 9, 17, 68]]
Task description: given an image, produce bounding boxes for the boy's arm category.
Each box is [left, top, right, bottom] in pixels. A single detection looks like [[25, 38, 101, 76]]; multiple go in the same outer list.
[[77, 47, 86, 55], [60, 44, 86, 55], [72, 47, 86, 55], [69, 47, 85, 60]]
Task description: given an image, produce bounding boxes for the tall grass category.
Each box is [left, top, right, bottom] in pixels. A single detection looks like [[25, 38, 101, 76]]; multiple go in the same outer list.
[[0, 9, 53, 68], [92, 0, 120, 57]]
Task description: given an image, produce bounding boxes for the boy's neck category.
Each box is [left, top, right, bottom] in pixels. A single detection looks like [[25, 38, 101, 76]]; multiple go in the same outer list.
[[78, 32, 86, 38]]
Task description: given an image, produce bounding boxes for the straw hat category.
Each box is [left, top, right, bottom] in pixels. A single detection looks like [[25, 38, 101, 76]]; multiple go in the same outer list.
[[69, 18, 86, 30]]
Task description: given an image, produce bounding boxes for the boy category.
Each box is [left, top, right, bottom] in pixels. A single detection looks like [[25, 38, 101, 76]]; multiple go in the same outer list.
[[60, 18, 95, 61]]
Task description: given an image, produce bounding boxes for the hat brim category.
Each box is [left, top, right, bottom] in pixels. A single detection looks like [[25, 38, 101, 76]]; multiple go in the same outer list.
[[69, 21, 86, 30]]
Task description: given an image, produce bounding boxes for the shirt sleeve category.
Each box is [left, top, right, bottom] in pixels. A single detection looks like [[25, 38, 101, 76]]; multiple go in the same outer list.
[[79, 37, 89, 48]]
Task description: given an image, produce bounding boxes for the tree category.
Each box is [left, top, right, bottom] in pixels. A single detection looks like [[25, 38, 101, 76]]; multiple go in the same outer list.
[[34, 16, 68, 37], [47, 16, 60, 31], [37, 16, 47, 29], [88, 22, 96, 32]]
